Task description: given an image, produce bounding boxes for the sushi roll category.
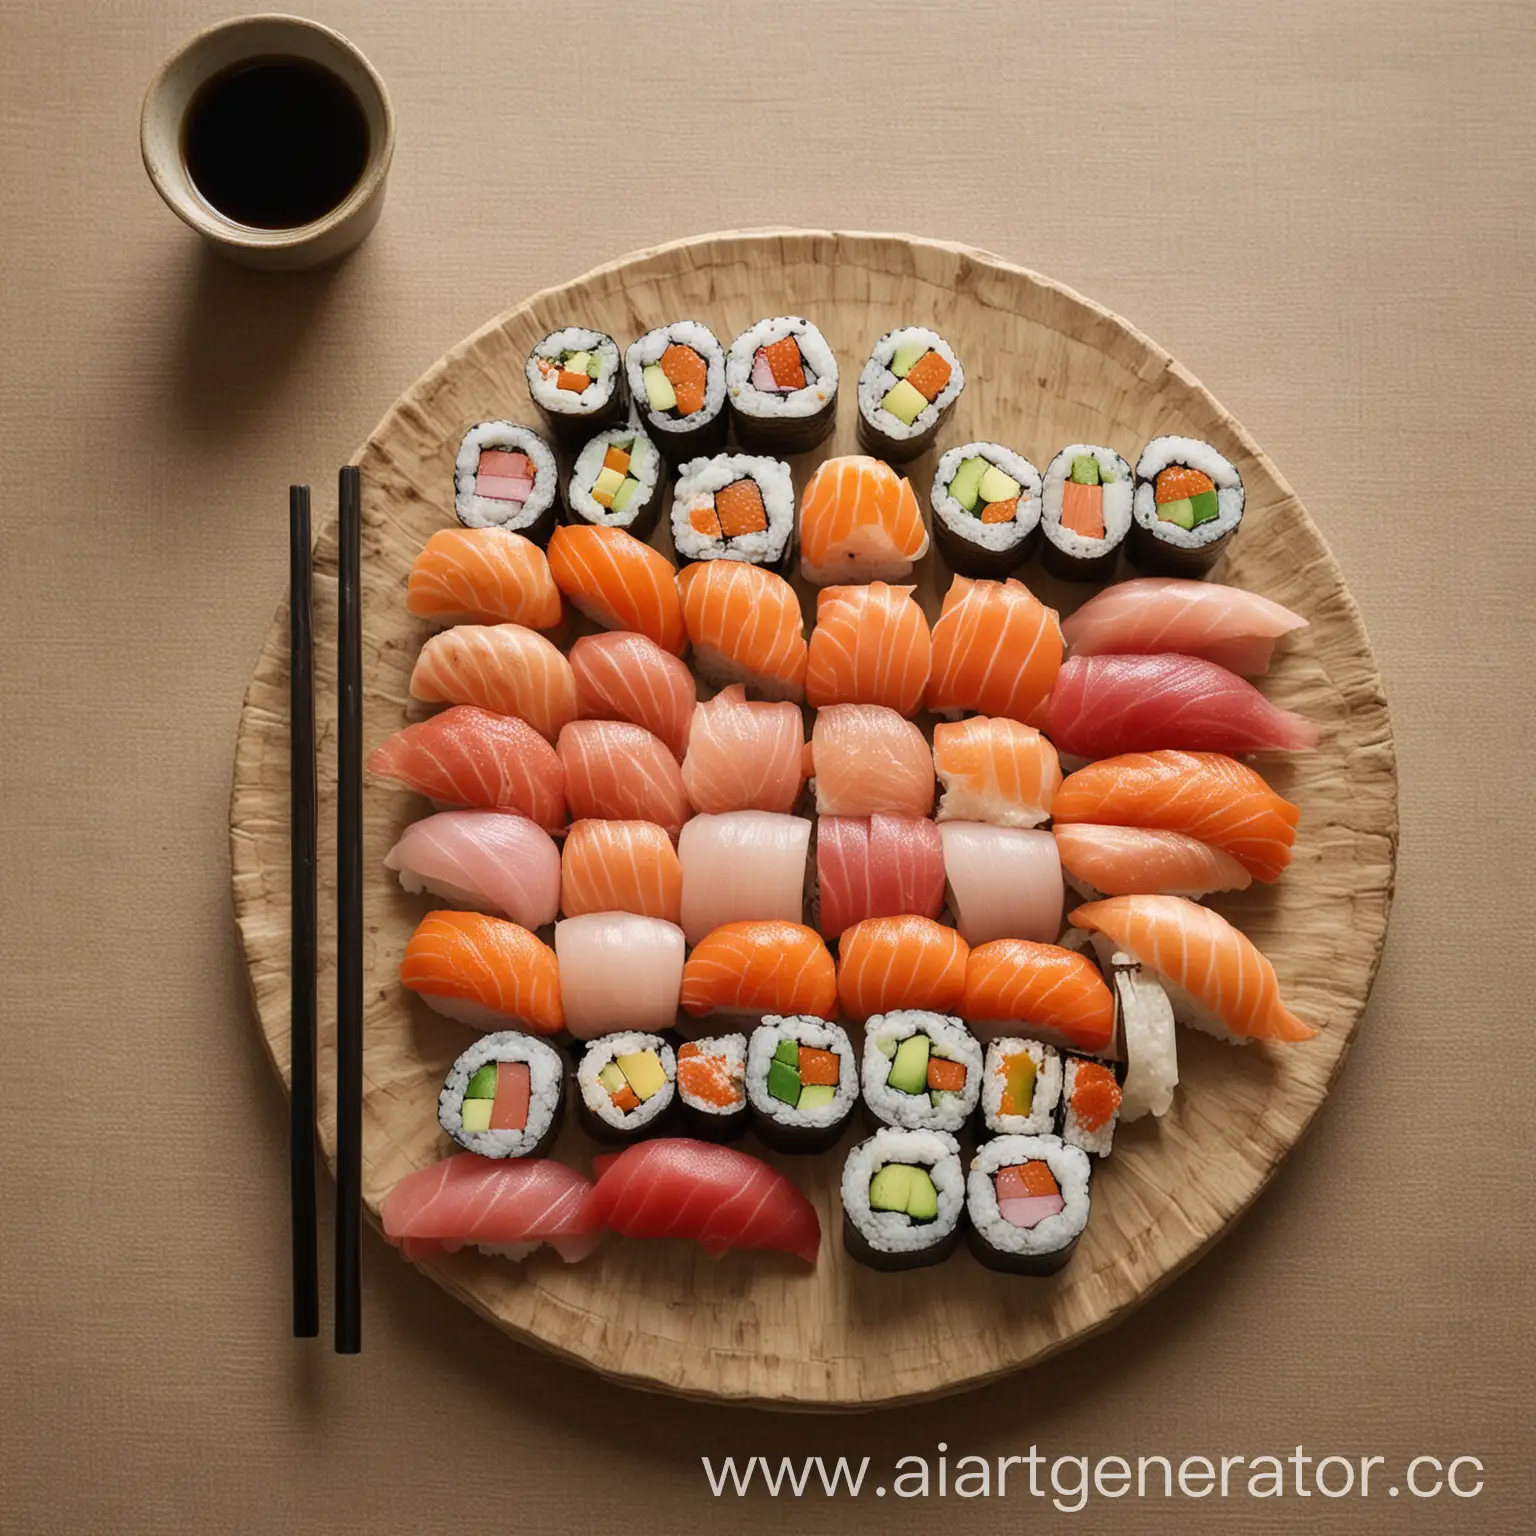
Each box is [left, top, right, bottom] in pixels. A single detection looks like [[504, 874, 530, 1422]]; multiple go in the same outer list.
[[724, 315, 838, 453], [930, 443, 1042, 579], [624, 320, 728, 466], [553, 913, 686, 1040], [1129, 436, 1245, 575], [437, 1031, 567, 1159], [966, 1134, 1091, 1275], [1058, 1055, 1123, 1158], [746, 1015, 858, 1155], [1039, 445, 1134, 582], [980, 1038, 1063, 1137], [841, 1126, 965, 1271], [855, 327, 964, 462], [575, 1031, 678, 1144], [861, 1010, 982, 1135], [675, 1035, 749, 1141], [453, 421, 560, 544], [564, 423, 664, 539], [670, 453, 795, 572], [525, 327, 626, 448]]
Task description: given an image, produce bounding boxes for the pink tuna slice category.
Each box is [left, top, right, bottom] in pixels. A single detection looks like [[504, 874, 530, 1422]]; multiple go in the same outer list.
[[476, 474, 534, 503], [478, 449, 535, 478], [999, 1194, 1066, 1229], [751, 350, 789, 393]]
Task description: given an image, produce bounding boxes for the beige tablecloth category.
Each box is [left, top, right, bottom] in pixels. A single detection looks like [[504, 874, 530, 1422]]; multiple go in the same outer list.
[[2, 1, 1531, 1531]]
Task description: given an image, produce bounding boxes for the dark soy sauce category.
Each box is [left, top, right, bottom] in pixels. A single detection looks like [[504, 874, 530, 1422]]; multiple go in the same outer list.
[[182, 56, 369, 229]]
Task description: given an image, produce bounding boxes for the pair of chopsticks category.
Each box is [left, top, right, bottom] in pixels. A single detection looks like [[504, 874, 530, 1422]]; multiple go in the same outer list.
[[290, 467, 364, 1352]]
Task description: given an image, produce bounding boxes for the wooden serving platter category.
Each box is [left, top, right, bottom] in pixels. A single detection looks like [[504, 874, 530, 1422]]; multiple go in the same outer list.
[[229, 230, 1397, 1408]]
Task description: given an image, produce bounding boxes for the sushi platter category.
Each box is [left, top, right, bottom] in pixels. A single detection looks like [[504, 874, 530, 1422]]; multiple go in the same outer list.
[[230, 230, 1396, 1406]]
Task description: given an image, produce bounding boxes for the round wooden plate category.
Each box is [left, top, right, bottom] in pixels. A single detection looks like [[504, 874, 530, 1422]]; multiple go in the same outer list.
[[230, 231, 1396, 1408]]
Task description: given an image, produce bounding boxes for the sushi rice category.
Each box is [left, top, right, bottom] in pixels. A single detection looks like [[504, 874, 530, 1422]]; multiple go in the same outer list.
[[966, 1133, 1091, 1269], [437, 1031, 565, 1159], [980, 1038, 1063, 1137], [567, 423, 663, 530], [670, 453, 795, 567], [862, 1010, 982, 1134], [454, 421, 559, 534]]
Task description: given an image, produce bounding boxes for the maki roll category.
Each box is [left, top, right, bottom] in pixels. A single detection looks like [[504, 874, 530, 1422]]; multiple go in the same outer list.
[[746, 1015, 858, 1154], [862, 1010, 982, 1135], [670, 453, 795, 572], [564, 423, 664, 539], [1059, 1055, 1123, 1158], [980, 1038, 1063, 1137], [930, 442, 1042, 578], [1128, 436, 1245, 575], [856, 327, 964, 462], [454, 421, 560, 544], [841, 1127, 965, 1271], [724, 315, 838, 454], [575, 1031, 677, 1145], [624, 320, 728, 466], [437, 1031, 567, 1159], [966, 1134, 1091, 1275], [675, 1035, 749, 1142], [525, 327, 626, 448], [1039, 445, 1134, 583]]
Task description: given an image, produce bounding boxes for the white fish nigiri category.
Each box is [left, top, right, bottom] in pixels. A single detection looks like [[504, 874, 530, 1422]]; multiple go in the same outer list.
[[383, 811, 561, 929], [553, 913, 686, 1040], [677, 811, 811, 946], [939, 822, 1063, 945]]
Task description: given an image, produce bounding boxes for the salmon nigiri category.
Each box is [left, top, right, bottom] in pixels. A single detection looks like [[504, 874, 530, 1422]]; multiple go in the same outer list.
[[926, 575, 1062, 725], [409, 623, 578, 742], [1055, 824, 1252, 899], [367, 706, 565, 831], [932, 717, 1061, 829], [570, 631, 695, 761], [560, 818, 683, 923], [546, 523, 686, 655], [557, 720, 691, 838], [961, 939, 1116, 1053], [1051, 750, 1299, 883], [805, 582, 932, 717], [406, 527, 563, 630], [836, 915, 969, 1022], [680, 920, 837, 1021], [1069, 895, 1316, 1043], [798, 455, 929, 586], [677, 560, 807, 702], [400, 910, 564, 1034], [810, 703, 935, 818], [681, 685, 806, 815]]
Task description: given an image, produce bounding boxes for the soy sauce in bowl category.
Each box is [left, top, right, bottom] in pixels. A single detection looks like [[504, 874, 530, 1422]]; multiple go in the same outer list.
[[182, 56, 370, 229]]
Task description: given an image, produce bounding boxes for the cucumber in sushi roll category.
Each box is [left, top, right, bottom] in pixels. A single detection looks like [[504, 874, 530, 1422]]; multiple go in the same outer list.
[[1039, 445, 1134, 583], [746, 1015, 858, 1154], [861, 1010, 982, 1135], [670, 453, 795, 572], [575, 1031, 677, 1145], [453, 420, 560, 545], [979, 1038, 1063, 1138], [625, 321, 729, 466], [724, 316, 838, 454], [966, 1134, 1091, 1275], [930, 442, 1042, 578], [842, 1126, 965, 1271], [564, 423, 664, 539], [525, 327, 627, 449], [438, 1031, 567, 1159], [675, 1034, 750, 1142], [1128, 436, 1245, 575], [856, 327, 965, 462]]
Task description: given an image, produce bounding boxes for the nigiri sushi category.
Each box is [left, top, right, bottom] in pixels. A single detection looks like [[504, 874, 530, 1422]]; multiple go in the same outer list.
[[961, 939, 1116, 1053], [926, 575, 1062, 725], [382, 1154, 599, 1263], [560, 819, 682, 923], [680, 920, 837, 1021], [677, 811, 811, 946], [409, 623, 578, 742], [932, 717, 1061, 828], [384, 810, 561, 928], [681, 684, 806, 815], [677, 559, 807, 701], [1045, 654, 1320, 758], [1051, 750, 1299, 883], [798, 455, 930, 586], [405, 527, 563, 631], [836, 915, 969, 1022], [810, 704, 935, 818], [939, 822, 1063, 946], [570, 631, 695, 761], [1061, 578, 1308, 676], [1069, 895, 1316, 1043], [1054, 824, 1252, 899], [554, 913, 686, 1039], [557, 720, 692, 838], [583, 1138, 821, 1263], [816, 814, 945, 939], [546, 523, 686, 656], [804, 582, 931, 717], [399, 910, 564, 1034], [367, 706, 565, 831]]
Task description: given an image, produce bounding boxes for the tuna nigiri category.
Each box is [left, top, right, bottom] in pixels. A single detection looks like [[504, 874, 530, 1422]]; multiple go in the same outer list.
[[367, 706, 565, 831], [384, 810, 562, 928], [399, 910, 563, 1034], [681, 685, 806, 815], [677, 559, 807, 701], [932, 717, 1061, 828], [557, 720, 692, 838], [406, 527, 563, 631], [810, 704, 935, 818], [939, 822, 1064, 946], [961, 939, 1116, 1053], [582, 1138, 821, 1263], [1069, 895, 1316, 1043], [409, 623, 578, 742], [1054, 824, 1252, 899], [680, 920, 837, 1021], [798, 455, 930, 586], [805, 582, 931, 717], [1061, 577, 1308, 676], [677, 811, 811, 946], [560, 819, 683, 923], [1045, 654, 1320, 758], [546, 523, 686, 656], [570, 631, 695, 761], [836, 914, 969, 1022], [553, 913, 685, 1039], [927, 575, 1062, 725], [816, 814, 945, 939], [1051, 750, 1300, 883]]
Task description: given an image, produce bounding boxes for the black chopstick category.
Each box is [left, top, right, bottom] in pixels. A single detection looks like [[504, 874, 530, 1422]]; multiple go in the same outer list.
[[289, 486, 319, 1339], [335, 465, 364, 1354]]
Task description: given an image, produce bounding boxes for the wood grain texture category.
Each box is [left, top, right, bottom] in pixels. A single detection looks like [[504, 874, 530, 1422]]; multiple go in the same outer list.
[[229, 230, 1396, 1407]]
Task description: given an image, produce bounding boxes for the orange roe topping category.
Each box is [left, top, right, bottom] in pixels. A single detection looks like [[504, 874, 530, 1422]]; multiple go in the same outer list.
[[763, 336, 807, 390], [797, 1046, 841, 1086], [1154, 465, 1216, 503], [979, 497, 1018, 525], [1070, 1061, 1122, 1131], [714, 478, 768, 537], [904, 350, 952, 402]]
